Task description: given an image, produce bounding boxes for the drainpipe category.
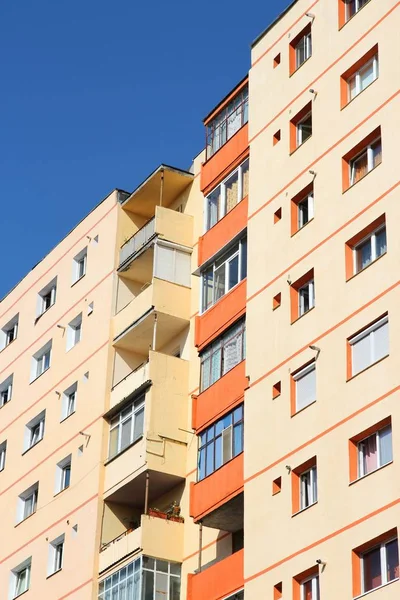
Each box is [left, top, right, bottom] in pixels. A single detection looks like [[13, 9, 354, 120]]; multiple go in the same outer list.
[[144, 472, 150, 515], [152, 313, 158, 351], [198, 522, 203, 573], [159, 168, 164, 207]]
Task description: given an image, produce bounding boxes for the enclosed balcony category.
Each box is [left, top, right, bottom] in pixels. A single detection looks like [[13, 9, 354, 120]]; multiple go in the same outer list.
[[187, 549, 244, 600]]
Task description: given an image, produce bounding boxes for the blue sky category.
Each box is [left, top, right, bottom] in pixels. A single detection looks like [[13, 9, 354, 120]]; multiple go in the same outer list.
[[0, 0, 289, 297]]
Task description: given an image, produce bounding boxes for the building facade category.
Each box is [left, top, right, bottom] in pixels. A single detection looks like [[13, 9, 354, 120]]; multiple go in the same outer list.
[[1, 0, 399, 599]]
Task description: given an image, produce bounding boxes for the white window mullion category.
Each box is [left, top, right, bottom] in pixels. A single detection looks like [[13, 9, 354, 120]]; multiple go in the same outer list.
[[308, 194, 314, 220], [376, 431, 381, 468], [381, 543, 387, 585], [312, 576, 318, 600], [358, 444, 365, 477], [237, 164, 243, 202], [367, 145, 374, 172]]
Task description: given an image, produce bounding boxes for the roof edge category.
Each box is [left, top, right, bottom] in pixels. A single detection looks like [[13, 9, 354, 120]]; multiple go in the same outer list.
[[251, 0, 299, 49]]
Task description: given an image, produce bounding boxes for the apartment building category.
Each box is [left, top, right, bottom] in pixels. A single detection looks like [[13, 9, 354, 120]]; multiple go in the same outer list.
[[1, 0, 399, 599]]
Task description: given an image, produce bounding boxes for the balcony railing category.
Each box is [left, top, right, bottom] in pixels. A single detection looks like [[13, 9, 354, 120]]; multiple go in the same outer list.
[[206, 92, 248, 160], [120, 217, 155, 266]]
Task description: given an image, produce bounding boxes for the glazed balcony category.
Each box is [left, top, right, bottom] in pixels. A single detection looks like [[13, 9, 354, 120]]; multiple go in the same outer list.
[[99, 513, 184, 574], [187, 549, 244, 600]]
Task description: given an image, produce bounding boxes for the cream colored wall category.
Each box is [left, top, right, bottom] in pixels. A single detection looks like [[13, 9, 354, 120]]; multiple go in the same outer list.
[[245, 0, 400, 596], [0, 192, 119, 598]]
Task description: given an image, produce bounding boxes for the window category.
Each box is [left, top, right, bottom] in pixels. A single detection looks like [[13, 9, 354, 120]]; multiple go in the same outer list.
[[98, 556, 181, 600], [48, 534, 64, 575], [348, 315, 388, 377], [342, 0, 370, 24], [291, 184, 314, 235], [10, 558, 31, 599], [55, 455, 72, 494], [346, 52, 378, 104], [205, 84, 248, 158], [200, 319, 245, 391], [61, 382, 77, 421], [290, 103, 312, 152], [292, 362, 316, 414], [290, 24, 312, 74], [353, 532, 399, 596], [300, 574, 320, 600], [0, 440, 6, 471], [205, 159, 249, 231], [198, 405, 243, 481], [37, 277, 57, 317], [0, 313, 18, 350], [108, 396, 145, 458], [72, 247, 87, 283], [30, 340, 52, 381], [290, 269, 315, 322], [24, 411, 45, 452], [0, 374, 13, 407], [300, 465, 318, 510], [66, 314, 82, 351], [345, 215, 386, 279], [358, 425, 392, 478], [17, 483, 39, 523], [343, 127, 382, 190], [201, 237, 247, 312], [154, 243, 191, 287]]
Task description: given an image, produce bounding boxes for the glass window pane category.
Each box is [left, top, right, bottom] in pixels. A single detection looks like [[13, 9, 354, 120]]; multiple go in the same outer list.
[[169, 563, 181, 576], [233, 405, 243, 423], [206, 443, 214, 477], [215, 436, 223, 470], [207, 188, 220, 229], [210, 348, 222, 385], [198, 447, 206, 480], [375, 228, 387, 258], [143, 570, 154, 600], [214, 263, 226, 303], [379, 426, 392, 466], [109, 426, 120, 456], [242, 160, 249, 199], [352, 333, 371, 375], [120, 418, 132, 450], [363, 546, 382, 592], [372, 140, 382, 168], [361, 433, 377, 475], [351, 150, 368, 184], [386, 539, 399, 582], [355, 238, 372, 272], [228, 255, 239, 290], [373, 320, 389, 362], [226, 172, 239, 213], [202, 269, 213, 311], [169, 576, 181, 600], [134, 408, 144, 441], [348, 74, 357, 100], [143, 557, 154, 570], [240, 238, 247, 280], [233, 423, 243, 456], [296, 367, 316, 411], [155, 572, 168, 600], [359, 60, 375, 91]]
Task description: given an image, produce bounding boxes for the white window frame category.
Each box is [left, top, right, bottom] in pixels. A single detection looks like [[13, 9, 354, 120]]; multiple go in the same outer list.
[[346, 0, 369, 22], [360, 537, 399, 593], [24, 411, 45, 452], [300, 465, 318, 510], [0, 440, 6, 471], [358, 425, 392, 478], [350, 137, 381, 186], [204, 159, 249, 232], [72, 247, 87, 284], [108, 397, 145, 458], [293, 362, 316, 412], [30, 340, 52, 382], [350, 315, 389, 376], [348, 54, 378, 102], [296, 112, 312, 147], [298, 192, 314, 229], [17, 483, 38, 523], [47, 534, 65, 576], [0, 374, 13, 408], [300, 574, 319, 600], [298, 279, 315, 317], [295, 31, 312, 69], [66, 314, 82, 351], [37, 277, 57, 317], [10, 558, 32, 599], [55, 455, 72, 494], [0, 314, 19, 350], [353, 224, 386, 274], [61, 382, 77, 421]]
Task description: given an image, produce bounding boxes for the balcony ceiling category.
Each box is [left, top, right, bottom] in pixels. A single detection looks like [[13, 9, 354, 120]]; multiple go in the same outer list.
[[202, 493, 243, 533], [121, 165, 194, 218], [105, 469, 184, 507]]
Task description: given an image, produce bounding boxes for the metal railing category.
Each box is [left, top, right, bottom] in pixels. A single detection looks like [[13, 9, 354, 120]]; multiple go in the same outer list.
[[119, 217, 155, 266], [206, 95, 248, 160]]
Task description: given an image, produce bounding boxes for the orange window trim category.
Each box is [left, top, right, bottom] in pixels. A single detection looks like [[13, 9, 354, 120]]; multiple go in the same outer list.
[[348, 416, 391, 482], [352, 527, 397, 597], [289, 23, 312, 76], [274, 582, 283, 599], [340, 44, 379, 108], [272, 477, 282, 495], [291, 456, 317, 514], [342, 126, 381, 192], [290, 102, 312, 153], [290, 268, 314, 323], [346, 311, 388, 380], [345, 214, 385, 280], [293, 565, 318, 600], [291, 183, 314, 235]]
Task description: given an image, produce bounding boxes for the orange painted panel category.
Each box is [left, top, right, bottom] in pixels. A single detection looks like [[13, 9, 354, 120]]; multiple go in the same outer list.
[[193, 361, 247, 432], [190, 454, 244, 522], [198, 197, 248, 267], [200, 125, 249, 193], [187, 549, 244, 600], [195, 280, 247, 351]]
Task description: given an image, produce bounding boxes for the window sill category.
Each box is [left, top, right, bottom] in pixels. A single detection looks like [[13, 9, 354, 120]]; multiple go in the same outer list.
[[60, 410, 76, 424], [22, 438, 43, 456], [289, 134, 312, 157], [71, 273, 86, 288], [291, 399, 316, 418], [353, 577, 399, 599], [291, 305, 315, 325], [13, 590, 30, 599], [104, 435, 144, 466], [0, 337, 17, 353], [343, 161, 381, 194], [291, 217, 314, 238], [15, 511, 36, 528], [289, 55, 312, 77], [29, 366, 50, 385], [54, 485, 70, 498], [346, 252, 386, 282], [339, 0, 373, 30], [349, 460, 393, 486], [34, 303, 55, 325], [66, 342, 80, 353], [341, 76, 379, 111], [292, 500, 318, 517], [46, 568, 62, 580], [347, 354, 389, 382]]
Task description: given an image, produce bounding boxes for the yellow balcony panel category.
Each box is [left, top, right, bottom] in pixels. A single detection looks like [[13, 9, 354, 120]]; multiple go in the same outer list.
[[113, 278, 191, 355], [121, 164, 193, 219], [110, 362, 150, 412], [99, 514, 184, 575]]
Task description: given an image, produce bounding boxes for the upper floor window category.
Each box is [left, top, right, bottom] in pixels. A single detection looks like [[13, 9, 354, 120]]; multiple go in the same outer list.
[[353, 532, 399, 596], [154, 243, 192, 287], [205, 159, 249, 231], [55, 455, 72, 493], [108, 396, 145, 459], [347, 53, 378, 104], [348, 314, 388, 377], [200, 319, 245, 392], [350, 138, 381, 186], [201, 236, 247, 312], [292, 361, 316, 414], [0, 313, 19, 350], [0, 374, 13, 408], [206, 85, 248, 159], [24, 411, 46, 452], [353, 223, 386, 274], [344, 0, 370, 23], [198, 405, 243, 481], [66, 313, 82, 351], [290, 24, 312, 74], [290, 103, 312, 153], [61, 382, 77, 421], [48, 535, 64, 576], [10, 558, 32, 599], [72, 247, 87, 284], [37, 277, 57, 318], [301, 574, 319, 600], [30, 340, 52, 381], [300, 464, 318, 510], [358, 424, 392, 478], [0, 440, 6, 471], [17, 482, 39, 523]]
